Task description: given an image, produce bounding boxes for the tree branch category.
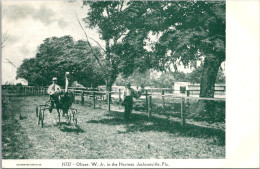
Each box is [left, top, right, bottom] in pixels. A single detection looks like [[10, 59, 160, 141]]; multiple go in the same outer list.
[[119, 1, 124, 12], [4, 58, 17, 69], [75, 12, 108, 80], [1, 31, 9, 48], [106, 7, 111, 19], [88, 36, 106, 52], [75, 12, 104, 69]]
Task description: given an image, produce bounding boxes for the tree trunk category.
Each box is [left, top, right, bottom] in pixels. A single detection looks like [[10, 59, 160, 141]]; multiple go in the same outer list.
[[105, 78, 115, 103], [198, 56, 224, 123], [200, 56, 223, 98]]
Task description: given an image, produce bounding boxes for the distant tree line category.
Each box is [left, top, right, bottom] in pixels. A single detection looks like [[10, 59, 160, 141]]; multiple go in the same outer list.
[[115, 68, 225, 88], [16, 36, 105, 88]]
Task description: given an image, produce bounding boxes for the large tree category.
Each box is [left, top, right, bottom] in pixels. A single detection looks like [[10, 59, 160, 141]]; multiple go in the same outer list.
[[140, 1, 225, 97], [82, 1, 153, 92], [82, 1, 225, 97], [17, 36, 105, 87]]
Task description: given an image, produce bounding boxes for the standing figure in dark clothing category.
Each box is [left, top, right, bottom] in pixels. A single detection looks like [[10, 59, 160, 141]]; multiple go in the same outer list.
[[122, 83, 144, 120]]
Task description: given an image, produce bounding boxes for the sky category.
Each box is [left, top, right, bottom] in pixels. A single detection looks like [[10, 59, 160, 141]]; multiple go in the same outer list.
[[1, 0, 225, 84], [1, 0, 104, 84]]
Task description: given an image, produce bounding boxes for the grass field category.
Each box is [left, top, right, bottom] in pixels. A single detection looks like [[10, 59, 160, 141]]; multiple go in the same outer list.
[[2, 95, 225, 159]]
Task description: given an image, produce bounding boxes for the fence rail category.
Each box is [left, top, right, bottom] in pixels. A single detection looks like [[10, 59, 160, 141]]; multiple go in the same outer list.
[[2, 85, 225, 127]]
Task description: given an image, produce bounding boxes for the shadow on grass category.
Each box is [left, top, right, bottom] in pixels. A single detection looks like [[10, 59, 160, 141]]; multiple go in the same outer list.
[[52, 122, 84, 133], [59, 124, 84, 133], [87, 110, 225, 146]]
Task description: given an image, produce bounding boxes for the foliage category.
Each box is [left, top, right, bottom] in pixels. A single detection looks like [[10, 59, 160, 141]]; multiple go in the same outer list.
[[186, 66, 225, 84], [83, 1, 159, 89], [115, 70, 151, 87], [16, 58, 38, 86], [215, 68, 225, 84], [148, 1, 226, 70], [132, 98, 225, 123], [83, 1, 225, 97], [115, 70, 186, 88], [186, 100, 225, 123], [150, 72, 175, 88], [83, 1, 129, 89], [17, 36, 105, 87], [115, 66, 225, 88]]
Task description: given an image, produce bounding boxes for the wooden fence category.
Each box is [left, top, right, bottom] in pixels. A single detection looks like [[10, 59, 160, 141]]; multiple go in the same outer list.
[[2, 85, 48, 96], [2, 85, 225, 127]]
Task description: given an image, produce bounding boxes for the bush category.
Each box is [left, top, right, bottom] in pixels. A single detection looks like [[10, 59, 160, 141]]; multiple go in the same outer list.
[[186, 100, 225, 123], [110, 97, 225, 123]]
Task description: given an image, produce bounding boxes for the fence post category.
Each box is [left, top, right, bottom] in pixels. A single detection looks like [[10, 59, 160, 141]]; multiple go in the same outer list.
[[119, 89, 122, 103], [187, 90, 190, 97], [108, 92, 111, 112], [181, 98, 186, 127], [81, 91, 84, 105], [162, 90, 165, 112], [145, 90, 148, 112], [93, 91, 96, 109], [148, 95, 152, 118]]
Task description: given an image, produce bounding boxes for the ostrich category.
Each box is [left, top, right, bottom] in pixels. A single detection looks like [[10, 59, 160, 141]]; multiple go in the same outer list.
[[36, 72, 76, 127], [55, 72, 74, 123]]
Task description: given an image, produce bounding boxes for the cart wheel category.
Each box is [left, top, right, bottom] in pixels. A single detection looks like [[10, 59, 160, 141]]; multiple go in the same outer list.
[[69, 113, 72, 124], [40, 110, 44, 128], [38, 110, 41, 125], [73, 110, 77, 125], [74, 118, 77, 126], [42, 110, 45, 120], [36, 107, 39, 117], [45, 101, 50, 106], [67, 110, 71, 124]]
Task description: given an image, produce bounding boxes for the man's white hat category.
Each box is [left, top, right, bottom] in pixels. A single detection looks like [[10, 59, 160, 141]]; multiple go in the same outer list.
[[52, 77, 57, 81]]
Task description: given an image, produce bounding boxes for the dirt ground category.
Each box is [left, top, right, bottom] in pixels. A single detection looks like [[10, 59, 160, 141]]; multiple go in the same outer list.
[[2, 95, 225, 159]]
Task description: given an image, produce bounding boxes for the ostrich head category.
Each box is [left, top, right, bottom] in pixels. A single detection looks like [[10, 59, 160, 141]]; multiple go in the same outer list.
[[65, 72, 69, 92]]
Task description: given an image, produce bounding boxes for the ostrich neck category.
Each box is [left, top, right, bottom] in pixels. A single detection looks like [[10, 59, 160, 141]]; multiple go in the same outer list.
[[65, 77, 68, 92]]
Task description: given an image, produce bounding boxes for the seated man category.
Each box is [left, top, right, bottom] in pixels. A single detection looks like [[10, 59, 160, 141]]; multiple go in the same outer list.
[[47, 77, 61, 113]]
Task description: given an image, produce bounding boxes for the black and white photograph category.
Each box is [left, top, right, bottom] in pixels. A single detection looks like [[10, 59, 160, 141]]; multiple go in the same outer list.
[[1, 0, 259, 168]]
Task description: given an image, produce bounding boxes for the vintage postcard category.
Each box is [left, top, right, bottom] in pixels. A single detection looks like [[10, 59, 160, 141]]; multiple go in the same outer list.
[[1, 0, 259, 168]]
